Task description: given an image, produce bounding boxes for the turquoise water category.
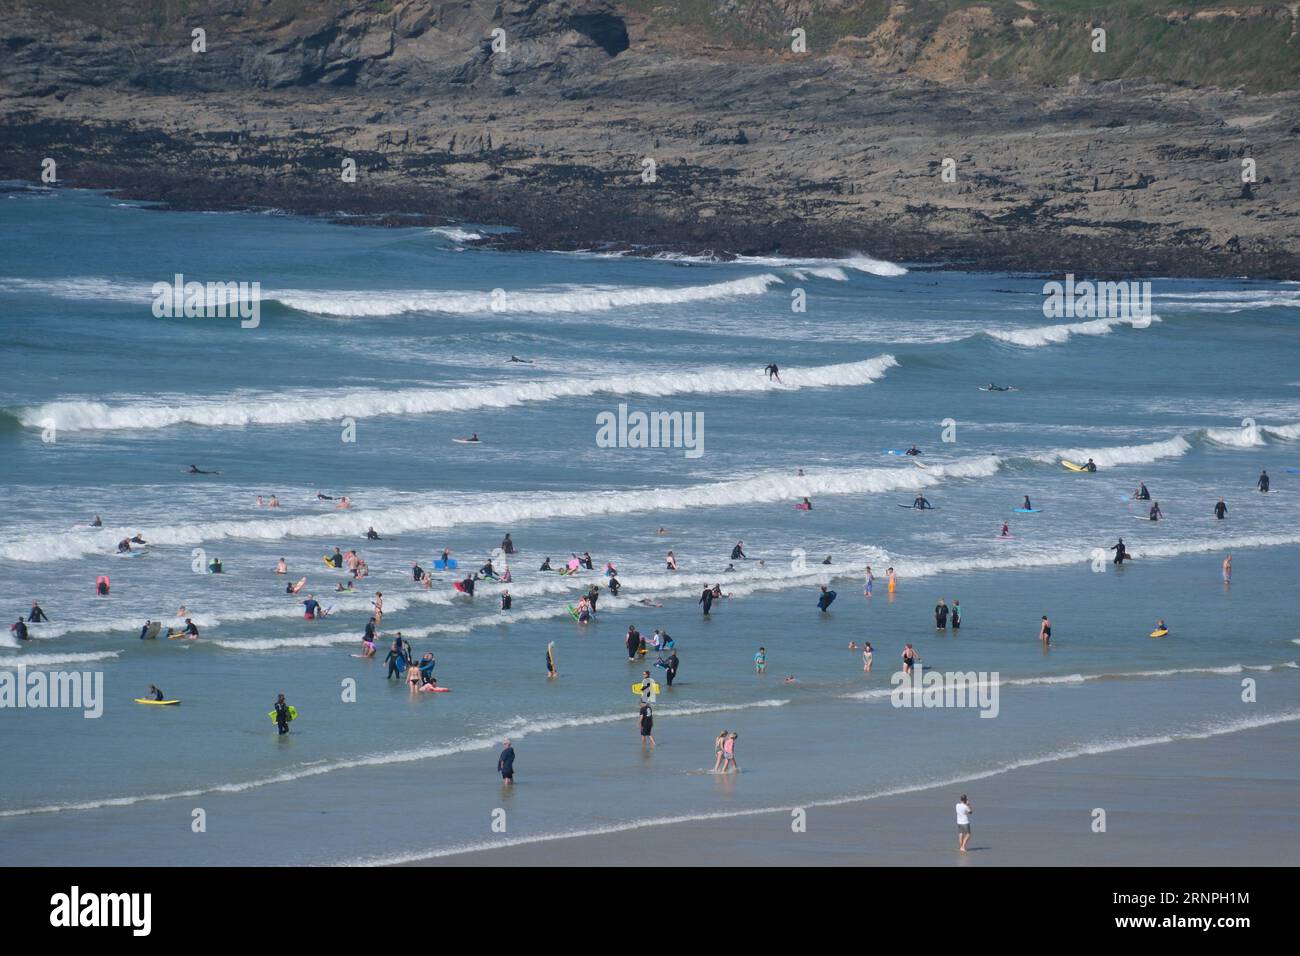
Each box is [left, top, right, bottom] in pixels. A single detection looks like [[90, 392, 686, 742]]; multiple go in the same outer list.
[[2, 187, 1298, 864]]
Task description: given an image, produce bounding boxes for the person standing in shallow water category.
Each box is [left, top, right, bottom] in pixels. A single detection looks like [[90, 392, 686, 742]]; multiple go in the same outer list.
[[498, 740, 515, 786], [1038, 615, 1051, 646]]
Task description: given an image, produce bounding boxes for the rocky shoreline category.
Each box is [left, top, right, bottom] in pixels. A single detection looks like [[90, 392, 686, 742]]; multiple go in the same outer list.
[[2, 1, 1297, 279]]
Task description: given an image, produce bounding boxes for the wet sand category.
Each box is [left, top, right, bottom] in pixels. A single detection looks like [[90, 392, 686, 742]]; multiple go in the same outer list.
[[409, 720, 1300, 866]]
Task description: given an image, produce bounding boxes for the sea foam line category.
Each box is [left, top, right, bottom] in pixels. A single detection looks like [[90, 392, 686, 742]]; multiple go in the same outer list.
[[0, 699, 790, 819], [13, 354, 896, 432]]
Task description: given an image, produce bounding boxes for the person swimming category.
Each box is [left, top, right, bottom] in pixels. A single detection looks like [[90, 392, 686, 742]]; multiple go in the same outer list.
[[1084, 458, 1097, 472], [905, 444, 922, 456], [365, 527, 380, 540], [1134, 481, 1150, 500], [539, 557, 552, 571], [507, 356, 533, 364], [187, 464, 218, 474], [91, 515, 103, 527], [800, 497, 813, 510]]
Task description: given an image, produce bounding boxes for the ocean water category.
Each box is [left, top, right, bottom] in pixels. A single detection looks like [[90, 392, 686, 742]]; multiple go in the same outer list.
[[1, 187, 1298, 865]]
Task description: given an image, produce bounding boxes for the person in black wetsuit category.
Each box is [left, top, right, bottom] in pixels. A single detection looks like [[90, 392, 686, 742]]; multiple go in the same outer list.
[[91, 515, 103, 527], [498, 740, 515, 785], [586, 584, 600, 614], [913, 495, 933, 510], [384, 637, 405, 679], [625, 626, 641, 661], [1214, 498, 1227, 520], [607, 575, 621, 596], [581, 552, 594, 570], [412, 562, 425, 582], [764, 362, 781, 382], [935, 599, 949, 629], [1258, 470, 1270, 493], [1111, 538, 1128, 565], [1148, 501, 1163, 521], [273, 694, 291, 734], [365, 527, 381, 540], [1084, 458, 1097, 472], [501, 533, 515, 554], [699, 586, 714, 616], [730, 541, 746, 560], [459, 575, 476, 596], [539, 557, 552, 571], [28, 601, 49, 623], [1134, 482, 1150, 501], [329, 548, 344, 569], [11, 618, 29, 641], [1021, 495, 1032, 511], [500, 591, 512, 611], [363, 616, 377, 643], [905, 444, 922, 456], [664, 649, 679, 687]]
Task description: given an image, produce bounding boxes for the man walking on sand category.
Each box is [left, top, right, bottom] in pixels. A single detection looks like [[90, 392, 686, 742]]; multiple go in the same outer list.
[[956, 794, 973, 852]]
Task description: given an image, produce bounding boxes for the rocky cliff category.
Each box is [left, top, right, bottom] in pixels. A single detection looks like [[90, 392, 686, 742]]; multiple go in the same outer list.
[[1, 1, 1297, 276]]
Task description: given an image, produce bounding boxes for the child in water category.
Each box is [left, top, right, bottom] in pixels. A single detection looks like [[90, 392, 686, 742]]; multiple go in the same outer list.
[[863, 642, 873, 672], [753, 647, 767, 673]]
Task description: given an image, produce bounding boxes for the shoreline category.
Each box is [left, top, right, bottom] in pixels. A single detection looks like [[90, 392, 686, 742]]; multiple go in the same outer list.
[[402, 719, 1300, 867]]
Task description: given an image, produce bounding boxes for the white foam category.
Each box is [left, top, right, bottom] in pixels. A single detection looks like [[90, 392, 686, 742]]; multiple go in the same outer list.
[[1032, 435, 1192, 469], [988, 314, 1161, 348], [0, 449, 983, 563], [0, 651, 120, 668], [732, 253, 908, 277], [277, 274, 783, 317], [16, 354, 896, 432]]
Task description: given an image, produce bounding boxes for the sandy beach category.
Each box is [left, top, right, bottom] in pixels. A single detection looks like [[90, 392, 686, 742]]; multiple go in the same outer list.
[[411, 720, 1300, 866]]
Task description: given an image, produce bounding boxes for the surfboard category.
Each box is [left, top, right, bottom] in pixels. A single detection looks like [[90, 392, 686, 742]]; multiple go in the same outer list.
[[913, 459, 928, 469], [1013, 507, 1041, 513], [566, 604, 581, 620], [1286, 468, 1300, 474], [432, 559, 458, 571], [268, 705, 298, 722], [898, 504, 939, 509], [993, 535, 1016, 540], [1060, 460, 1091, 472], [452, 438, 481, 444], [794, 503, 811, 510], [1149, 629, 1168, 638], [141, 621, 161, 639], [547, 641, 558, 672], [883, 449, 905, 456], [420, 685, 451, 693], [452, 581, 469, 593], [1133, 514, 1161, 522], [134, 698, 180, 705], [633, 681, 661, 696], [290, 577, 307, 594], [117, 549, 146, 557]]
